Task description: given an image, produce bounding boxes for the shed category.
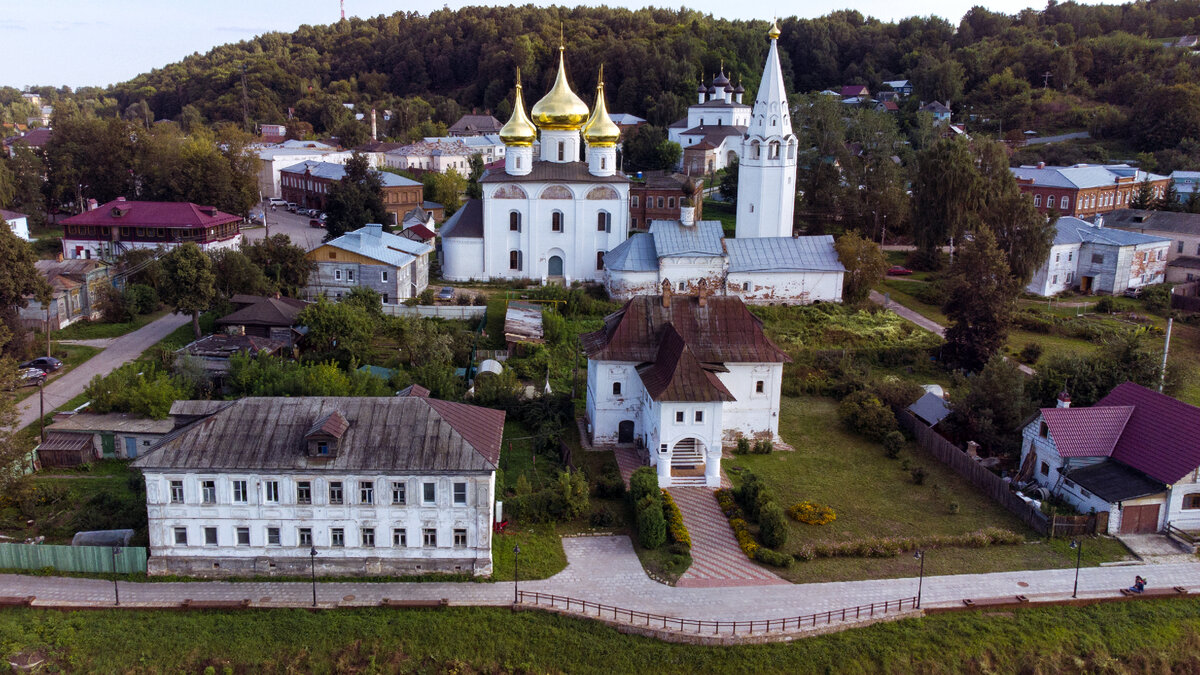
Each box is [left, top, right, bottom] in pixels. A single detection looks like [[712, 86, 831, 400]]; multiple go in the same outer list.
[[504, 301, 545, 352], [36, 432, 98, 467], [908, 391, 952, 427]]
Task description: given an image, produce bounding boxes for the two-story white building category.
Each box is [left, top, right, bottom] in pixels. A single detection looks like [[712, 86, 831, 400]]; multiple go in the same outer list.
[[1026, 216, 1171, 296], [132, 392, 504, 577], [1017, 382, 1200, 536], [582, 290, 790, 487]]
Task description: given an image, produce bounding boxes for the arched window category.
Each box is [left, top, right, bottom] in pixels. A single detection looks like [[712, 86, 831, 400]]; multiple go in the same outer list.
[[1034, 195, 1042, 207], [551, 211, 564, 232], [557, 141, 565, 162], [612, 381, 622, 395], [1061, 196, 1069, 210], [752, 141, 761, 159], [597, 211, 611, 232], [509, 250, 523, 271], [509, 212, 521, 232]]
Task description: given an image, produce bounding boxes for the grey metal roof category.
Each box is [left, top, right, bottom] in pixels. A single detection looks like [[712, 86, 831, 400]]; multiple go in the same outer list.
[[133, 397, 505, 473], [1104, 209, 1200, 236], [439, 199, 483, 239], [320, 224, 433, 266], [604, 233, 658, 272], [1010, 164, 1168, 190], [281, 160, 420, 187], [907, 392, 952, 427], [1051, 217, 1171, 247], [726, 235, 845, 273], [650, 220, 724, 258]]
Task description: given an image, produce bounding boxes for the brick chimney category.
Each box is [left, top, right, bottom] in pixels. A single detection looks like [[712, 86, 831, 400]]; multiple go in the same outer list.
[[661, 279, 672, 308], [696, 278, 709, 307]]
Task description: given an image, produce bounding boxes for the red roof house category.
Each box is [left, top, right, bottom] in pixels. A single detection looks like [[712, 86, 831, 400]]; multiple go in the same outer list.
[[61, 198, 242, 261]]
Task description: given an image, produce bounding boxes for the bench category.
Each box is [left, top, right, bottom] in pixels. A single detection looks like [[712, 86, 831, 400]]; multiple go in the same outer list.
[[962, 595, 1029, 608], [0, 596, 34, 607], [380, 598, 449, 609], [182, 598, 251, 609], [1119, 586, 1188, 597]]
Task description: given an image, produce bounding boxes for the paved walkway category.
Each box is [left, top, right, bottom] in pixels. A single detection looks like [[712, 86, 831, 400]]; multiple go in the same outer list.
[[15, 312, 191, 430], [2, 536, 1199, 627], [611, 446, 643, 484], [669, 487, 787, 588], [56, 338, 117, 348]]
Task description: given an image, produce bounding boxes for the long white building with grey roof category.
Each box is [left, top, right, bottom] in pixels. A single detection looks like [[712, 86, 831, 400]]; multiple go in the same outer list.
[[1027, 216, 1170, 296], [603, 205, 844, 304]]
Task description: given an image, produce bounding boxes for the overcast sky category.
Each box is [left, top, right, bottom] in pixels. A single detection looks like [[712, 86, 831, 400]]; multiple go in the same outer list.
[[4, 0, 1126, 89]]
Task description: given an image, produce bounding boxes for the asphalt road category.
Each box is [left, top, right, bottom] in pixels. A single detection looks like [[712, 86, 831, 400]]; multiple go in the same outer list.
[[242, 206, 327, 250], [15, 312, 191, 431]]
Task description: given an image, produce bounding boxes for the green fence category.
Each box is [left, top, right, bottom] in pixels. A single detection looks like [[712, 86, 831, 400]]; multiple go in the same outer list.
[[0, 542, 147, 574]]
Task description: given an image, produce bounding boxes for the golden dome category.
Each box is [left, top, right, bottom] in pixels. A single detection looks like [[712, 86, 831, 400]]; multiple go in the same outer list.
[[531, 47, 589, 131], [499, 69, 537, 147], [583, 67, 620, 147], [768, 19, 781, 39]]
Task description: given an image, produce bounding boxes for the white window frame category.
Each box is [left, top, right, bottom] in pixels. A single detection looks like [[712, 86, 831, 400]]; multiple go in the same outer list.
[[173, 527, 188, 545], [423, 528, 437, 547], [170, 480, 184, 504], [453, 482, 467, 506], [392, 481, 406, 505], [232, 480, 248, 504], [360, 481, 374, 505], [423, 482, 436, 505], [393, 528, 407, 547], [264, 481, 279, 503]]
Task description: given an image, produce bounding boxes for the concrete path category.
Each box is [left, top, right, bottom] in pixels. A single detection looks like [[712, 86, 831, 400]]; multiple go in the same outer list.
[[57, 338, 117, 348], [15, 312, 191, 430], [2, 535, 1199, 624], [669, 487, 787, 588]]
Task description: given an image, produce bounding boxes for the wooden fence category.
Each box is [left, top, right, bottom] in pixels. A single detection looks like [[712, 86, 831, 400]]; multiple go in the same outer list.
[[899, 411, 1050, 535], [0, 542, 147, 574], [1051, 512, 1107, 537], [1172, 282, 1200, 313], [380, 305, 487, 320]]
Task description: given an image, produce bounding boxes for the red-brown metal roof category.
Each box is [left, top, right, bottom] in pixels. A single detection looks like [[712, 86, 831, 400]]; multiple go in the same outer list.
[[637, 324, 735, 402], [1041, 406, 1133, 458], [62, 199, 241, 229]]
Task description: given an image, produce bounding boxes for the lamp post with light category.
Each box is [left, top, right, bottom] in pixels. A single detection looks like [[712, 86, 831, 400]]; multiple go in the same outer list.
[[513, 544, 521, 604], [914, 549, 926, 609], [111, 546, 121, 606], [310, 546, 318, 607], [1070, 539, 1083, 598]]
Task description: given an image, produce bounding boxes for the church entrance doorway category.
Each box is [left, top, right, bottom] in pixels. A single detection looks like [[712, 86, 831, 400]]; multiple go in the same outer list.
[[670, 437, 706, 478], [548, 255, 564, 277], [617, 420, 635, 444]]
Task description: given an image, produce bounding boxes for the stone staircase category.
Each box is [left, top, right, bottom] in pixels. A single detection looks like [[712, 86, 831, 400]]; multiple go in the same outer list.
[[669, 440, 707, 486]]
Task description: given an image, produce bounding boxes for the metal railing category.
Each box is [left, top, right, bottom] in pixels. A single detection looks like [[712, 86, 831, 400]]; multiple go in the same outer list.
[[516, 590, 918, 635]]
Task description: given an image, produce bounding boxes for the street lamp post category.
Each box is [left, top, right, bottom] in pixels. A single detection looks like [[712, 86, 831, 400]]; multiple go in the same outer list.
[[914, 549, 925, 609], [309, 546, 318, 607], [111, 546, 121, 606], [512, 544, 521, 604], [1070, 539, 1083, 598]]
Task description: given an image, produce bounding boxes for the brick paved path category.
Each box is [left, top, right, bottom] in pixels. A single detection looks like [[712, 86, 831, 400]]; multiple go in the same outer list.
[[668, 487, 787, 588], [611, 446, 643, 484]]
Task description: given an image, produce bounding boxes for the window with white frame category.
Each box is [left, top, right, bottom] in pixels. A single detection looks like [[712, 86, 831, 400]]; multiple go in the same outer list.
[[297, 481, 312, 504], [329, 481, 343, 505], [423, 528, 437, 547], [361, 527, 375, 547], [423, 482, 436, 504], [335, 270, 342, 281], [233, 480, 248, 503], [264, 481, 279, 503], [454, 528, 467, 548], [393, 528, 407, 546], [360, 481, 374, 504], [201, 480, 216, 504], [204, 527, 217, 546], [298, 527, 312, 547], [267, 527, 280, 545], [170, 480, 184, 504], [347, 269, 354, 282], [1034, 194, 1042, 207], [236, 527, 250, 546], [330, 528, 345, 547], [453, 482, 467, 505], [1061, 196, 1069, 209], [392, 481, 406, 505], [174, 527, 188, 545], [381, 270, 388, 282]]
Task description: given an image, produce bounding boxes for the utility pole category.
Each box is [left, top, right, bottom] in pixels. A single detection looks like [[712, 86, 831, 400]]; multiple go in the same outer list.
[[1160, 317, 1173, 392]]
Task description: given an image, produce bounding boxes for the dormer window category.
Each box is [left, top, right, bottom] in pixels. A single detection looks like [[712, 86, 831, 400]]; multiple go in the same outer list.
[[317, 441, 329, 455], [306, 410, 348, 458]]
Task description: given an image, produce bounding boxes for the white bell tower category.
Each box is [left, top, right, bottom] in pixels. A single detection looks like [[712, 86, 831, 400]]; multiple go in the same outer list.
[[735, 21, 798, 239]]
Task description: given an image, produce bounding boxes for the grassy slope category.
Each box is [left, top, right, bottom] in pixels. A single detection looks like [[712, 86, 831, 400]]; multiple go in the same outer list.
[[5, 599, 1200, 673], [52, 307, 171, 340], [727, 396, 1130, 582], [10, 343, 101, 404]]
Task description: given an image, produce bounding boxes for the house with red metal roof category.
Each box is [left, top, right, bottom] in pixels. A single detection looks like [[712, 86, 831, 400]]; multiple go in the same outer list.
[[582, 287, 790, 487], [60, 198, 242, 261], [1017, 382, 1200, 536]]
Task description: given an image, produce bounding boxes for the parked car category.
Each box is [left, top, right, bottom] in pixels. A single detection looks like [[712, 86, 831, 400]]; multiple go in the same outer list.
[[317, 212, 327, 222], [267, 197, 287, 207], [17, 368, 45, 387], [309, 219, 324, 228], [286, 203, 298, 213], [887, 265, 913, 276], [436, 286, 455, 301], [21, 356, 62, 372]]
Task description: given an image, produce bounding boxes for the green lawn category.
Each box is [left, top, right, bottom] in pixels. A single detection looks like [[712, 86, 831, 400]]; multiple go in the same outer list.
[[5, 599, 1200, 673], [0, 459, 146, 546], [53, 307, 171, 340], [727, 396, 1131, 582], [10, 343, 101, 404], [877, 279, 948, 325], [146, 310, 217, 355], [702, 199, 736, 237]]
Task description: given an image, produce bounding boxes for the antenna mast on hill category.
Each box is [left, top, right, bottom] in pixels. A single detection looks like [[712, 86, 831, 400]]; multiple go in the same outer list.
[[340, 0, 345, 20]]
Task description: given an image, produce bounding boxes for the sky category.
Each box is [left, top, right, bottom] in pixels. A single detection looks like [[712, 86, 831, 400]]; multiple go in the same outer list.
[[3, 0, 1128, 89]]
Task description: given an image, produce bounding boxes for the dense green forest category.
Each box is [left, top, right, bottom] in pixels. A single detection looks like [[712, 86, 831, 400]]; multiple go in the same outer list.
[[6, 3, 1200, 153]]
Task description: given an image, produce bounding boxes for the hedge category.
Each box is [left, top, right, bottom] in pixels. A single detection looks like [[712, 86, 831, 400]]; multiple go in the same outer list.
[[661, 490, 691, 549], [792, 528, 1024, 561]]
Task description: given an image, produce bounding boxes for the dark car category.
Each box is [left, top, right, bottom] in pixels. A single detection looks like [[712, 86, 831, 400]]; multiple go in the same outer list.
[[436, 286, 455, 301], [887, 265, 913, 276], [21, 356, 62, 372], [309, 219, 324, 228]]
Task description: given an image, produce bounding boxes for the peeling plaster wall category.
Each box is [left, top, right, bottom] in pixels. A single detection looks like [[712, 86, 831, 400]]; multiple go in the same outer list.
[[586, 360, 644, 445], [603, 269, 659, 301], [715, 363, 783, 438], [727, 271, 843, 305]]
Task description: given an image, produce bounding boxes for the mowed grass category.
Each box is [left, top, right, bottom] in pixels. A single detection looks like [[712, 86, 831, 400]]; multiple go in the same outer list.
[[52, 307, 171, 340], [6, 599, 1200, 673], [10, 343, 101, 404], [728, 396, 1131, 582]]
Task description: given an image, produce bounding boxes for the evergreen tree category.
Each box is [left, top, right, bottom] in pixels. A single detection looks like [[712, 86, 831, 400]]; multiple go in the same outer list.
[[975, 139, 1057, 286], [323, 151, 388, 241], [945, 356, 1035, 459], [941, 228, 1018, 372], [1130, 181, 1156, 210]]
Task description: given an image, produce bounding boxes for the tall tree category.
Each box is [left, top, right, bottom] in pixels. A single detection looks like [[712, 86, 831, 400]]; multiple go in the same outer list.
[[1130, 181, 1156, 210], [718, 156, 739, 204], [946, 356, 1035, 459], [209, 249, 272, 300], [160, 243, 216, 339], [0, 229, 51, 358], [911, 137, 981, 261], [241, 235, 315, 297], [975, 139, 1057, 286], [834, 231, 888, 304], [842, 109, 908, 242], [422, 169, 467, 216], [941, 227, 1018, 372], [296, 296, 375, 366], [323, 151, 388, 241]]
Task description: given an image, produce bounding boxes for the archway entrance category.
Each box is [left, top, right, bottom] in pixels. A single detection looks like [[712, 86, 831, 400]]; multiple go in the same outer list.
[[670, 437, 706, 478], [618, 420, 635, 444], [548, 255, 564, 277]]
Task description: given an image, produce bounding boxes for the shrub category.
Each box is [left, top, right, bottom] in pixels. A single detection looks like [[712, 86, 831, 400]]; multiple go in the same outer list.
[[838, 390, 897, 442], [735, 437, 751, 455], [1020, 341, 1044, 364], [758, 502, 789, 548], [1096, 296, 1117, 313], [96, 285, 134, 323], [472, 294, 487, 306], [125, 284, 159, 315], [787, 500, 837, 526], [628, 466, 659, 506], [910, 466, 927, 485], [729, 517, 758, 557], [733, 472, 768, 520], [883, 430, 905, 459], [753, 439, 773, 454], [418, 288, 435, 304], [661, 490, 691, 549], [636, 496, 666, 549], [949, 502, 961, 515], [589, 505, 619, 527], [754, 547, 793, 568], [912, 281, 947, 306], [594, 473, 626, 499], [715, 488, 740, 516], [1141, 284, 1172, 312]]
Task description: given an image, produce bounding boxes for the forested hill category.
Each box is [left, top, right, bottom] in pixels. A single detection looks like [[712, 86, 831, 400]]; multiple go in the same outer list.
[[99, 2, 1200, 149]]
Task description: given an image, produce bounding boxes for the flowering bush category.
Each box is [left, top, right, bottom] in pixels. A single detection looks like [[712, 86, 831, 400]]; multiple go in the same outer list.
[[788, 500, 837, 526], [715, 488, 741, 517], [729, 517, 759, 557], [661, 490, 691, 549]]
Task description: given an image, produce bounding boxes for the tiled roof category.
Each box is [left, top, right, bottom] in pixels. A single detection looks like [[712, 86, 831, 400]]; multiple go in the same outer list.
[[1066, 460, 1166, 503], [133, 396, 504, 472], [649, 220, 724, 258], [637, 324, 735, 402], [1101, 382, 1200, 484], [307, 410, 350, 439], [603, 233, 657, 272], [582, 295, 790, 364], [1051, 217, 1171, 247], [479, 161, 630, 184], [1040, 405, 1134, 458], [62, 199, 241, 229], [402, 224, 436, 241], [4, 128, 52, 147], [439, 199, 483, 239], [319, 224, 433, 267], [1105, 209, 1200, 236], [726, 236, 845, 273], [280, 160, 420, 187], [840, 85, 870, 97], [397, 384, 431, 398]]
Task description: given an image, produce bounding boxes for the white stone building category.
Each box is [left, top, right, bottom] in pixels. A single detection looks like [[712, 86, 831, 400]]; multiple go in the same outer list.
[[132, 393, 505, 577], [667, 69, 750, 174], [583, 292, 790, 487], [440, 49, 629, 283], [1026, 216, 1170, 296], [2, 208, 30, 241], [1017, 383, 1200, 536]]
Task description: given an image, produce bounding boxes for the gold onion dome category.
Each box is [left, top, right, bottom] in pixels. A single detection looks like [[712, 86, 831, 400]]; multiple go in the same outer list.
[[531, 47, 590, 131], [583, 67, 620, 147], [499, 69, 537, 146], [768, 19, 781, 39]]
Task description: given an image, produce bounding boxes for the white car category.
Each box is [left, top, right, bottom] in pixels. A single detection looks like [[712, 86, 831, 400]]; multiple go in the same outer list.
[[267, 198, 287, 207]]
